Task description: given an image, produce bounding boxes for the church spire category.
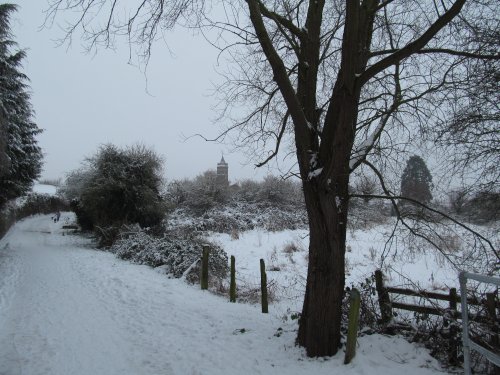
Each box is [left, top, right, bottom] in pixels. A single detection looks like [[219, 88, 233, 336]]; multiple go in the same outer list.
[[216, 155, 229, 187], [219, 153, 227, 165]]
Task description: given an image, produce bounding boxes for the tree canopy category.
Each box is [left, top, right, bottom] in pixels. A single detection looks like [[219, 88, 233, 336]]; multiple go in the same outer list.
[[400, 155, 433, 204]]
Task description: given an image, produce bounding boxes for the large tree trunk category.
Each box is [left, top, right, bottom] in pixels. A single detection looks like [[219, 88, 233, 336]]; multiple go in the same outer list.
[[293, 103, 351, 352], [296, 161, 350, 356], [246, 0, 367, 358]]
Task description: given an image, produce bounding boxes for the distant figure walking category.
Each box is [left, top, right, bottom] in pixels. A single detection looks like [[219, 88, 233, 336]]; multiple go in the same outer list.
[[54, 211, 61, 223]]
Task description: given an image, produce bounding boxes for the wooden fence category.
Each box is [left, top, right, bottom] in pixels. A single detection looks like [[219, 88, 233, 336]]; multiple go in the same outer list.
[[375, 269, 499, 366]]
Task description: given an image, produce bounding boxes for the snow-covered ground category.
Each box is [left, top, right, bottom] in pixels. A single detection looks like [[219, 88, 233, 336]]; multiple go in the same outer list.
[[0, 214, 448, 374], [209, 225, 491, 315]]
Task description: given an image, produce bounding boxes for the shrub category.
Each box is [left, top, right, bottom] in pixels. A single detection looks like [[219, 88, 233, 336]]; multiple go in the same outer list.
[[110, 227, 228, 281], [69, 198, 94, 231], [62, 144, 166, 230], [256, 175, 302, 207], [167, 200, 308, 234], [463, 190, 500, 224], [186, 170, 228, 214]]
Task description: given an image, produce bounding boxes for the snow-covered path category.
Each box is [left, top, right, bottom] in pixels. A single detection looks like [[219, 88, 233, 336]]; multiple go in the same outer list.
[[0, 215, 447, 375]]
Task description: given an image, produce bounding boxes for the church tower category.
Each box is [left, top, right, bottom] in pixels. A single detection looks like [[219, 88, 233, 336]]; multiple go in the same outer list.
[[216, 156, 229, 187]]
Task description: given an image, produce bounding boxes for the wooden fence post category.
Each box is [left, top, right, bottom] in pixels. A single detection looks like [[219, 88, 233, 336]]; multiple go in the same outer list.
[[260, 259, 268, 313], [486, 292, 499, 375], [344, 288, 361, 365], [448, 287, 458, 365], [201, 245, 209, 290], [230, 255, 236, 302], [375, 270, 392, 324]]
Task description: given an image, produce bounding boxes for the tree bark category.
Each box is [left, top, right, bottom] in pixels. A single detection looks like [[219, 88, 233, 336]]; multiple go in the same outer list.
[[295, 88, 355, 356], [297, 180, 348, 356]]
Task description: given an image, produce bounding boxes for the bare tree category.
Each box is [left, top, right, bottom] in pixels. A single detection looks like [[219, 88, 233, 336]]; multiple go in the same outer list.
[[45, 0, 500, 357], [435, 20, 499, 191]]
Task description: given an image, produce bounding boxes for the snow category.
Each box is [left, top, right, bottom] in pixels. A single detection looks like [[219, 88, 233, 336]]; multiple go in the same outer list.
[[0, 215, 450, 374], [335, 196, 342, 211], [349, 116, 386, 170], [308, 167, 323, 180], [208, 225, 476, 316], [32, 183, 58, 196]]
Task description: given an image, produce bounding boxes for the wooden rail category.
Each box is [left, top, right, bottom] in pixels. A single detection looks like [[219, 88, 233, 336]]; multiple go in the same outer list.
[[386, 286, 498, 307], [375, 269, 499, 366]]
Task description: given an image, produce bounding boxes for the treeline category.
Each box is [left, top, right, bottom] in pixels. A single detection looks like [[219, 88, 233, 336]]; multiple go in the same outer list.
[[59, 143, 306, 245], [164, 171, 304, 214], [60, 143, 498, 246]]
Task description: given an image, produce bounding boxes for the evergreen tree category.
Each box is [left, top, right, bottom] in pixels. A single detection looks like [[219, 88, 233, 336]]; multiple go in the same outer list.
[[0, 4, 43, 208], [400, 156, 433, 204]]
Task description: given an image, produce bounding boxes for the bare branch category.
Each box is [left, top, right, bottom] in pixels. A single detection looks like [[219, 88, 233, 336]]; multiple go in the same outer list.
[[370, 48, 500, 60], [361, 0, 466, 85], [255, 111, 289, 168], [245, 0, 308, 132], [351, 191, 499, 261], [257, 1, 304, 38]]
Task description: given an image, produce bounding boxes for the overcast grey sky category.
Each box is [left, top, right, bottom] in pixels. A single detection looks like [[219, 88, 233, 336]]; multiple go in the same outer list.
[[11, 1, 278, 183]]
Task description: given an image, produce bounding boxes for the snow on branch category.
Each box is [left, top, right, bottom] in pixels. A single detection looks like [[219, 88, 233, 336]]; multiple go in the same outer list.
[[349, 112, 388, 171]]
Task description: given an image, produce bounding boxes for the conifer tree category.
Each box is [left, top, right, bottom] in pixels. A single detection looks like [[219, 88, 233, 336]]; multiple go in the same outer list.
[[0, 4, 43, 208], [400, 156, 433, 204]]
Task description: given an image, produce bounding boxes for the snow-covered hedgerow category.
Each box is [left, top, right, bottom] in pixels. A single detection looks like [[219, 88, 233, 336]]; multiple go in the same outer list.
[[167, 201, 308, 234], [1, 192, 69, 239], [15, 193, 69, 219], [0, 201, 16, 239], [109, 228, 228, 282]]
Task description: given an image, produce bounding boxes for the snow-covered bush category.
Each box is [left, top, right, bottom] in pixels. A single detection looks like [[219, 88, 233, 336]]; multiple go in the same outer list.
[[348, 199, 390, 230], [233, 179, 261, 202], [263, 208, 307, 231], [255, 175, 303, 207], [110, 227, 228, 281], [62, 144, 166, 230], [165, 170, 229, 215], [165, 174, 305, 216], [167, 201, 308, 234], [462, 190, 500, 224]]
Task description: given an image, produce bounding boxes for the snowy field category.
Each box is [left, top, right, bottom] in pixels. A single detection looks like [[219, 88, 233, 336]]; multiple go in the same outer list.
[[209, 223, 497, 316], [0, 214, 451, 374]]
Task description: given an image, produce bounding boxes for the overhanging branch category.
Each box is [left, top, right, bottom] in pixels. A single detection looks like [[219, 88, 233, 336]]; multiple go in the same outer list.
[[361, 0, 466, 85], [255, 111, 289, 168], [369, 48, 500, 60]]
